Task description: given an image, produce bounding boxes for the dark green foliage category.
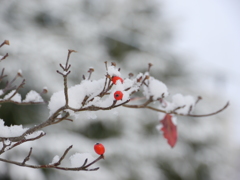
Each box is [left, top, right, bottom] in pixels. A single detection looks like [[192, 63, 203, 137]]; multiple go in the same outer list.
[[79, 121, 122, 139]]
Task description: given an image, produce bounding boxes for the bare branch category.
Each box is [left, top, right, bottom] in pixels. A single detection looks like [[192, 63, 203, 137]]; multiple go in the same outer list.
[[124, 99, 229, 118], [0, 146, 104, 171], [8, 132, 46, 151], [186, 101, 229, 117], [22, 147, 33, 165]]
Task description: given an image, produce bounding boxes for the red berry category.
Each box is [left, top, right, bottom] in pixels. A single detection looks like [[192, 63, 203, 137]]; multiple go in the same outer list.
[[94, 143, 105, 155], [114, 91, 123, 100], [112, 76, 123, 84]]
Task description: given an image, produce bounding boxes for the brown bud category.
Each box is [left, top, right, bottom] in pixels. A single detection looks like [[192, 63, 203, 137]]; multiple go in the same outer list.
[[17, 69, 23, 77], [137, 76, 143, 82], [68, 49, 77, 53], [88, 68, 94, 72], [111, 62, 116, 66], [128, 73, 134, 78], [145, 75, 150, 79], [42, 87, 48, 94], [148, 63, 153, 72], [4, 40, 10, 45]]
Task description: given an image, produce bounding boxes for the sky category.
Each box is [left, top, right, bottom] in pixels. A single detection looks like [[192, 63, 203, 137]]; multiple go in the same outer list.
[[161, 0, 240, 144]]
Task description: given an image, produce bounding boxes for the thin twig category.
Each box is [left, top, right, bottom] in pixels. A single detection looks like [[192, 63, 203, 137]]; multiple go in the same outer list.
[[22, 148, 33, 165], [6, 79, 25, 100], [54, 145, 73, 166], [123, 100, 229, 118]]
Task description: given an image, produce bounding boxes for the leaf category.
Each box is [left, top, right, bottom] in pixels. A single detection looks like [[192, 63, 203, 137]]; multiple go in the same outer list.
[[160, 114, 177, 148]]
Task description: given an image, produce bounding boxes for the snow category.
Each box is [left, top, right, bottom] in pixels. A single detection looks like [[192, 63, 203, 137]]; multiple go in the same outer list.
[[0, 119, 27, 137], [143, 77, 169, 100], [17, 69, 22, 76], [0, 119, 44, 139], [48, 79, 106, 115], [172, 94, 195, 114], [48, 74, 133, 116], [69, 153, 95, 167], [171, 115, 177, 125], [49, 155, 60, 165], [107, 65, 121, 77], [156, 93, 195, 115], [3, 90, 21, 102], [23, 90, 44, 103]]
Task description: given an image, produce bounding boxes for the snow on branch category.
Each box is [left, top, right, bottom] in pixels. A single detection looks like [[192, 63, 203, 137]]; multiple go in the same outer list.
[[0, 42, 229, 171]]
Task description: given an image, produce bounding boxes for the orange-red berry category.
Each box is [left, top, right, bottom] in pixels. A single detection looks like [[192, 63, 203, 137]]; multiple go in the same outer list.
[[114, 91, 123, 100], [94, 143, 105, 155], [112, 76, 123, 84]]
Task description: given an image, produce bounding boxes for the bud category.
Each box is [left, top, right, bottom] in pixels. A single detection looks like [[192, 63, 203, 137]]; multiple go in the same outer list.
[[17, 69, 23, 77], [128, 73, 134, 78], [111, 62, 116, 67], [42, 87, 48, 94], [4, 40, 10, 45], [88, 67, 94, 72]]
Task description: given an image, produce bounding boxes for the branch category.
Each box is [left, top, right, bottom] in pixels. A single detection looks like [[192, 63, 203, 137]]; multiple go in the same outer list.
[[22, 147, 33, 165], [123, 99, 229, 118], [0, 145, 104, 171]]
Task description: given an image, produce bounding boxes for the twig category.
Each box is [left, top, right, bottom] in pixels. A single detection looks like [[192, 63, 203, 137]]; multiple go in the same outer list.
[[22, 148, 33, 165], [6, 79, 25, 100], [53, 145, 73, 166], [8, 132, 46, 151], [0, 53, 8, 61], [123, 100, 229, 118], [0, 147, 104, 171], [0, 40, 10, 48]]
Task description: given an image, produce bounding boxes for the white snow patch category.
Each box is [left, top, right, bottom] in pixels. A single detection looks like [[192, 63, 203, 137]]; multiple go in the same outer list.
[[49, 155, 60, 165], [144, 77, 168, 100], [172, 94, 195, 114], [17, 69, 22, 76], [0, 119, 27, 137], [48, 79, 105, 116], [0, 119, 44, 138], [107, 66, 121, 77], [23, 90, 44, 103], [4, 90, 21, 102]]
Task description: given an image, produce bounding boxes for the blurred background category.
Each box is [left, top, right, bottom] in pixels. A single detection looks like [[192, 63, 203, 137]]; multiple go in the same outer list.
[[0, 0, 238, 179]]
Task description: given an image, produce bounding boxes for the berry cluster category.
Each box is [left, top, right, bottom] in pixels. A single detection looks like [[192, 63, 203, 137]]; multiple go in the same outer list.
[[111, 76, 124, 101]]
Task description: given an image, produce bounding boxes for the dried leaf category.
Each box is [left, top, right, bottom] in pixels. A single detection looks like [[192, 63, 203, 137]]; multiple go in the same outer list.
[[160, 114, 177, 148]]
